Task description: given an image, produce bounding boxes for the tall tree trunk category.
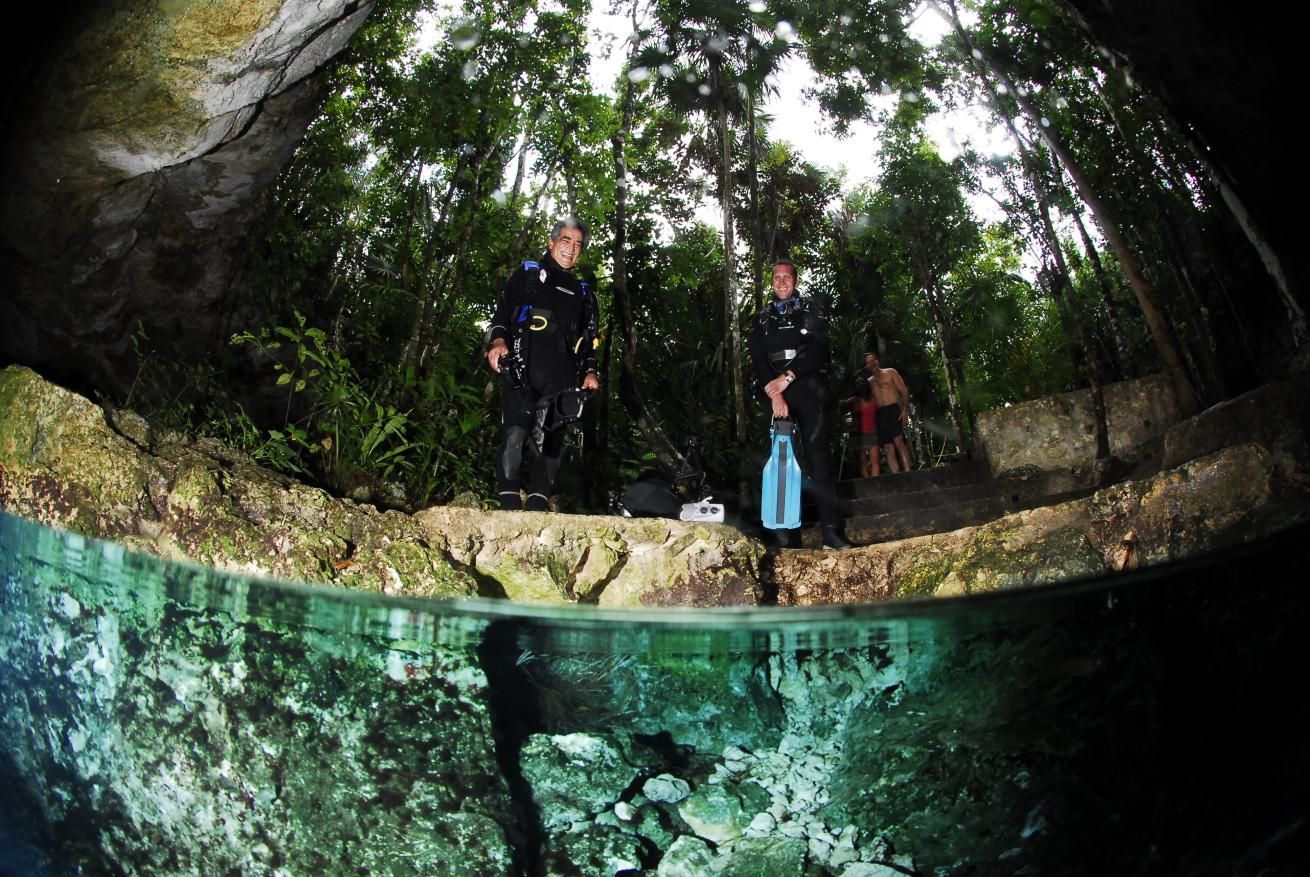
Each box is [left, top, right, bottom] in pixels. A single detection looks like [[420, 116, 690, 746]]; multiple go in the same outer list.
[[708, 54, 747, 445], [747, 87, 765, 310], [586, 309, 617, 509], [1036, 265, 1083, 379], [935, 0, 1200, 417], [1113, 70, 1306, 347], [1070, 202, 1132, 378], [1035, 182, 1112, 464], [610, 70, 685, 473], [919, 276, 969, 453]]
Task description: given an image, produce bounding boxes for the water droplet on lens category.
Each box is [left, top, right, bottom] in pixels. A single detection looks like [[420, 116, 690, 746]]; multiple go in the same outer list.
[[971, 48, 983, 60], [659, 64, 674, 78], [461, 60, 477, 80], [1040, 116, 1051, 127], [749, 0, 766, 12], [628, 66, 650, 83], [996, 83, 1009, 95], [449, 18, 481, 51], [698, 83, 712, 96], [775, 21, 795, 41]]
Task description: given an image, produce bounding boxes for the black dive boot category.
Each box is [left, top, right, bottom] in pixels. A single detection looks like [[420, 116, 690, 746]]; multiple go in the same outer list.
[[773, 527, 801, 549], [821, 525, 853, 550]]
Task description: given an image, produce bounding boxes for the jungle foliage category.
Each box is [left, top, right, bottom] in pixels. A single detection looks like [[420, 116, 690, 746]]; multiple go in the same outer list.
[[128, 0, 1297, 513]]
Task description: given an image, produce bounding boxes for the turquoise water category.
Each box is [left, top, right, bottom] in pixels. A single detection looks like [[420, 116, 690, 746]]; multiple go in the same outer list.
[[2, 510, 1307, 875]]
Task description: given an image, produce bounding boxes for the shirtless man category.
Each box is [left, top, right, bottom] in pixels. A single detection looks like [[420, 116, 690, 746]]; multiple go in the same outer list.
[[864, 352, 912, 473]]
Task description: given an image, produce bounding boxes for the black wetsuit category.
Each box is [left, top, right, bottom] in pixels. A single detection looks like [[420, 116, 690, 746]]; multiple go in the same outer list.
[[488, 252, 598, 510], [748, 294, 839, 530]]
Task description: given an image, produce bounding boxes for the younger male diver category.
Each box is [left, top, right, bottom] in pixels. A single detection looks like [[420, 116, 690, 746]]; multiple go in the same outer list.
[[748, 259, 852, 549]]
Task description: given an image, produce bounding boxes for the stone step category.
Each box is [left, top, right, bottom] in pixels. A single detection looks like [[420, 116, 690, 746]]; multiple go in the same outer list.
[[834, 461, 989, 500], [799, 487, 1097, 548], [837, 468, 1076, 518]]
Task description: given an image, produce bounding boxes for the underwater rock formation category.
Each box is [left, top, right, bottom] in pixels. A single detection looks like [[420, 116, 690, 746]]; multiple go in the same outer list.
[[6, 515, 1307, 874]]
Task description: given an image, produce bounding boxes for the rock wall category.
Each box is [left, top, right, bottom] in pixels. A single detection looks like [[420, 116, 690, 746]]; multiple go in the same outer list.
[[972, 373, 1180, 478], [0, 0, 375, 395]]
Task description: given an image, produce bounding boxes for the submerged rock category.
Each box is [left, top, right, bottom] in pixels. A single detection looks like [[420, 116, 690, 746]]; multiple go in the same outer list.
[[520, 733, 639, 830], [0, 533, 516, 875]]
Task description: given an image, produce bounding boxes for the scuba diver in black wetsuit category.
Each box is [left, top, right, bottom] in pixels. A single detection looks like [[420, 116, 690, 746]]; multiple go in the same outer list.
[[749, 259, 852, 549], [485, 217, 601, 511]]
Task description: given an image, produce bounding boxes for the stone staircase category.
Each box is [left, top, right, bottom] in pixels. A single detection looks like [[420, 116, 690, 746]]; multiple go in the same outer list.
[[797, 461, 1098, 548]]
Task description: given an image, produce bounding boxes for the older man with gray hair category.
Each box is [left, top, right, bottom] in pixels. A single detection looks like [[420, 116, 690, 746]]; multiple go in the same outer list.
[[486, 217, 601, 510]]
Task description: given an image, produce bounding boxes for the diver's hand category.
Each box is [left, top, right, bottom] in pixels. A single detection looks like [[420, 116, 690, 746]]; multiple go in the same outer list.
[[487, 339, 508, 373], [581, 371, 600, 392], [771, 394, 789, 418]]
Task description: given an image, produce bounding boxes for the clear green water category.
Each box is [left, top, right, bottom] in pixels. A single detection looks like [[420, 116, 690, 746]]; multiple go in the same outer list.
[[2, 510, 1307, 876]]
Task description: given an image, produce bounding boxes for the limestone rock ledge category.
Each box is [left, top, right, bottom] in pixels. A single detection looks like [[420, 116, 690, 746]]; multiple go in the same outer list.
[[775, 440, 1310, 605], [0, 365, 762, 606], [2, 365, 1306, 607], [415, 507, 762, 606]]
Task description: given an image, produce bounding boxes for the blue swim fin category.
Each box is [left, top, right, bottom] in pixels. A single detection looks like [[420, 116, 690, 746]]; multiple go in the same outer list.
[[761, 418, 802, 530]]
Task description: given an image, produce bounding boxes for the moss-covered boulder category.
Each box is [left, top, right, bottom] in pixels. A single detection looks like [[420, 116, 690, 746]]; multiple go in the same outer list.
[[0, 365, 478, 598], [415, 507, 765, 607]]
